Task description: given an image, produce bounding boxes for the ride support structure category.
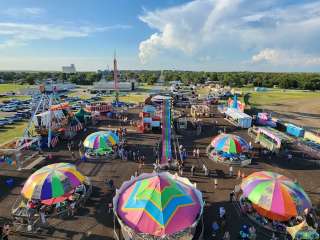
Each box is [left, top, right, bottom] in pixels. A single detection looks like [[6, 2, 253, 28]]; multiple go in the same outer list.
[[160, 98, 173, 166]]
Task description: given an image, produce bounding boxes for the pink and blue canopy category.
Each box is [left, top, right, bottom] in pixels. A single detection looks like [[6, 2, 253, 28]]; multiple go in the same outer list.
[[114, 172, 203, 237], [211, 134, 249, 154]]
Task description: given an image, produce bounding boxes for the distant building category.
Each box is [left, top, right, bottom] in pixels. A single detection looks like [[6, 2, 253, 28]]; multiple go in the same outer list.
[[62, 64, 76, 74], [92, 77, 137, 93]]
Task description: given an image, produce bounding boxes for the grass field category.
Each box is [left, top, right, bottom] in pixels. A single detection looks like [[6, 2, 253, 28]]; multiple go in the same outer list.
[[101, 93, 148, 103], [246, 90, 319, 106], [0, 95, 31, 103], [196, 85, 320, 127], [0, 83, 30, 93], [0, 121, 28, 144]]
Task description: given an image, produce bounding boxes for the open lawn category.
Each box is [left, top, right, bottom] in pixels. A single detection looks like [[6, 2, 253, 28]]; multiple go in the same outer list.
[[0, 84, 30, 93], [247, 90, 319, 106], [0, 121, 28, 144], [101, 93, 148, 103], [246, 89, 320, 128], [0, 95, 31, 103]]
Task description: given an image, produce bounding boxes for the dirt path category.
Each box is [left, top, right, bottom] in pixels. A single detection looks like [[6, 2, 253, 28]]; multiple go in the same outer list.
[[0, 106, 319, 240]]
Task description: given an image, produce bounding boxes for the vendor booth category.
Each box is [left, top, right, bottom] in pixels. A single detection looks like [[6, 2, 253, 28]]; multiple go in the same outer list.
[[248, 126, 292, 153]]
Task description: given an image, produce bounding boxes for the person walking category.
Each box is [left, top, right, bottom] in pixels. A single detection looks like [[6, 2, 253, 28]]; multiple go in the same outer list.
[[229, 166, 233, 177], [132, 151, 136, 162], [196, 148, 200, 158], [214, 178, 218, 189], [193, 149, 196, 158], [179, 166, 183, 176], [191, 165, 195, 176], [211, 221, 219, 239], [223, 231, 230, 240]]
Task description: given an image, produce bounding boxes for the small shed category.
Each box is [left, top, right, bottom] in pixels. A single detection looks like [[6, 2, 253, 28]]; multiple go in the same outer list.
[[286, 124, 305, 138]]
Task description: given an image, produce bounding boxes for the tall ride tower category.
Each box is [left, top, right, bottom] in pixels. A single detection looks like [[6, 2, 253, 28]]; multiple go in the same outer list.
[[113, 52, 119, 103]]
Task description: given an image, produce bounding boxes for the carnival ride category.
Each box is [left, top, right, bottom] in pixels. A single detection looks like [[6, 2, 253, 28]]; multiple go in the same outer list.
[[23, 85, 82, 148], [227, 95, 245, 112], [11, 163, 92, 232], [207, 133, 251, 166], [113, 172, 204, 240], [85, 102, 113, 121], [161, 98, 172, 166], [83, 131, 119, 158], [0, 85, 82, 170], [236, 171, 318, 239]]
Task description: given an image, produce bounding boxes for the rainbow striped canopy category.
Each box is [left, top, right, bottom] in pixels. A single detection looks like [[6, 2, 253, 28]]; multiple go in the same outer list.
[[83, 131, 119, 149], [114, 172, 203, 237], [241, 171, 312, 221], [21, 163, 85, 201], [211, 134, 249, 154]]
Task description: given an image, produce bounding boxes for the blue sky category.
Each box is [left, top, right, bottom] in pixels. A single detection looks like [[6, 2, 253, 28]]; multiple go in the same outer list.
[[0, 0, 319, 72]]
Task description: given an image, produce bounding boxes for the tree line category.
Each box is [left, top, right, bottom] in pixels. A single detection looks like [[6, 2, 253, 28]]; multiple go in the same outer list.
[[0, 71, 319, 90]]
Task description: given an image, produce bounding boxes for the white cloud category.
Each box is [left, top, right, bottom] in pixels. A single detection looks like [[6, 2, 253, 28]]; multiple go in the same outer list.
[[138, 0, 320, 68], [0, 22, 131, 49], [252, 48, 320, 66], [3, 7, 45, 18]]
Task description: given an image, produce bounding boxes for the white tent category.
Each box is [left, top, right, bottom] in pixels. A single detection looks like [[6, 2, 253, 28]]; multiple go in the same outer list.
[[225, 108, 252, 128]]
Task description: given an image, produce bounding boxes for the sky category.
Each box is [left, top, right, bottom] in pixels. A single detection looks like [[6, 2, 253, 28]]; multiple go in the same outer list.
[[0, 0, 319, 72]]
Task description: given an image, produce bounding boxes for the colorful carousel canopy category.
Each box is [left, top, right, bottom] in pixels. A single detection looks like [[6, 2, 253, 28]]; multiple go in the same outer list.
[[114, 172, 204, 237], [83, 131, 119, 149], [211, 134, 249, 154], [21, 163, 85, 202], [241, 171, 312, 221]]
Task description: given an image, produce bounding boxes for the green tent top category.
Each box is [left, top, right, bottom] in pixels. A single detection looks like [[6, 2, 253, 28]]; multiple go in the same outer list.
[[75, 108, 91, 121]]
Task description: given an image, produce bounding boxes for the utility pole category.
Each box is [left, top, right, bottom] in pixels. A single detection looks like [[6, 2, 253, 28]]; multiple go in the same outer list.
[[113, 51, 119, 103]]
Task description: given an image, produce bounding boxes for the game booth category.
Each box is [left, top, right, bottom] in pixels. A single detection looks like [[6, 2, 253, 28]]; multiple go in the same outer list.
[[255, 112, 277, 128], [190, 104, 212, 118], [83, 131, 119, 159], [234, 171, 319, 240], [248, 126, 292, 153], [204, 95, 219, 105], [138, 105, 161, 133], [207, 134, 251, 166], [11, 163, 92, 233], [113, 172, 204, 240], [0, 137, 41, 170]]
